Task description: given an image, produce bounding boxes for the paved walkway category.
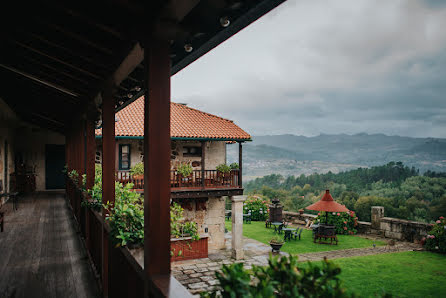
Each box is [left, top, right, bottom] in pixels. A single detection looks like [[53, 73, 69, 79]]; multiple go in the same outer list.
[[172, 233, 420, 295], [0, 192, 99, 298]]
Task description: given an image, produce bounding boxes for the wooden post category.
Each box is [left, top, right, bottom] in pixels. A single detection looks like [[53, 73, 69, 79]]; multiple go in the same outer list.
[[201, 141, 205, 188], [144, 37, 171, 282], [238, 142, 243, 188], [85, 118, 96, 251], [102, 86, 115, 298]]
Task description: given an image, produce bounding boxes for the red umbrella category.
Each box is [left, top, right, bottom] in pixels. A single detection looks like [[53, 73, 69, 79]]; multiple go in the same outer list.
[[306, 190, 349, 223]]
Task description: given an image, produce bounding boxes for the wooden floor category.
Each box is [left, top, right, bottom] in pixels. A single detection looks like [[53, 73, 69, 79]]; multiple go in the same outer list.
[[0, 192, 100, 298]]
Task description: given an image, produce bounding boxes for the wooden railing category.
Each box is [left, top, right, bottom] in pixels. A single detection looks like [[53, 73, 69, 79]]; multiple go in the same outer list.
[[116, 169, 241, 190], [65, 177, 191, 297]]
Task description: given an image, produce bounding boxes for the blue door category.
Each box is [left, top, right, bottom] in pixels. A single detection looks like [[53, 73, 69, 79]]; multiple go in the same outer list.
[[45, 144, 66, 189]]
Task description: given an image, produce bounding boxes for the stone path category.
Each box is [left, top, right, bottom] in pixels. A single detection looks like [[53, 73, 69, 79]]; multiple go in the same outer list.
[[172, 233, 421, 295]]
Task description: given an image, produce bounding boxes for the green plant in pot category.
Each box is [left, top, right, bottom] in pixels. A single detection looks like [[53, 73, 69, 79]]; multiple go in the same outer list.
[[269, 236, 284, 252], [130, 162, 144, 179], [177, 162, 193, 178], [229, 162, 239, 170]]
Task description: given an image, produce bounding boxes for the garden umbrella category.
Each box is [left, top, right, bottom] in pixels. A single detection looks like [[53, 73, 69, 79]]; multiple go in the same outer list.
[[305, 190, 349, 224]]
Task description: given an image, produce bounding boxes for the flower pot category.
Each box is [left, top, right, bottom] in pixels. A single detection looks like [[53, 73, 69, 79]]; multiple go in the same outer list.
[[269, 242, 283, 252]]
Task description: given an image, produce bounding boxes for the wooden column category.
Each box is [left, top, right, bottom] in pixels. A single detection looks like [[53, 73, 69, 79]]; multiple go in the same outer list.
[[144, 37, 171, 280], [85, 118, 96, 191], [238, 142, 243, 188], [85, 118, 96, 251], [201, 141, 205, 188], [102, 86, 115, 298]]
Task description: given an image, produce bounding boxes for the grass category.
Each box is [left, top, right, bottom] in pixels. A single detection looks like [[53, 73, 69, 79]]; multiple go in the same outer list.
[[307, 251, 446, 297], [225, 220, 385, 254]]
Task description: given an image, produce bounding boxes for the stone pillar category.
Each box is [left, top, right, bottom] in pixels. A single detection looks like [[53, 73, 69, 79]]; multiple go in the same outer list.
[[231, 195, 246, 260], [371, 206, 384, 229]]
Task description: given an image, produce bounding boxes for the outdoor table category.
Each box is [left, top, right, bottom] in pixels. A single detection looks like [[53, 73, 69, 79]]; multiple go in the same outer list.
[[282, 227, 296, 241], [271, 222, 283, 233]]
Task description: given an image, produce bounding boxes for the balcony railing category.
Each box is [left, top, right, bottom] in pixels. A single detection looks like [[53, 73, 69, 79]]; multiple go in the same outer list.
[[116, 169, 241, 190]]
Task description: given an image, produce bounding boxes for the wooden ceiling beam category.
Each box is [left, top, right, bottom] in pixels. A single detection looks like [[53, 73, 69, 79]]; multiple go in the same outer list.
[[20, 32, 114, 72], [20, 55, 98, 88], [12, 41, 103, 80], [39, 21, 115, 56], [0, 63, 80, 98]]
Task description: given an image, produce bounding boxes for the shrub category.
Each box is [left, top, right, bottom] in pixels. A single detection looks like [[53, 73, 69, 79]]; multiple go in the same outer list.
[[315, 211, 358, 235], [270, 236, 284, 245], [68, 169, 79, 184], [83, 164, 103, 211], [130, 162, 144, 176], [201, 255, 350, 297], [424, 216, 446, 253], [105, 182, 144, 246], [216, 163, 231, 173], [170, 203, 200, 241], [177, 162, 193, 177], [244, 195, 269, 221], [229, 162, 239, 170]]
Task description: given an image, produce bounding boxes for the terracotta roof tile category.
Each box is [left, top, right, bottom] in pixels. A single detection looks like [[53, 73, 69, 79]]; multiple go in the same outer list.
[[96, 96, 251, 141]]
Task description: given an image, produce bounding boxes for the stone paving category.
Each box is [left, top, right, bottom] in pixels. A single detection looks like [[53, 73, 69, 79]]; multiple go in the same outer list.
[[172, 233, 421, 295]]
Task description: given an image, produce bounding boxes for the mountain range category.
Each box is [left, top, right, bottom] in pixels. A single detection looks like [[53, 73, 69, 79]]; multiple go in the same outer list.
[[227, 133, 446, 181]]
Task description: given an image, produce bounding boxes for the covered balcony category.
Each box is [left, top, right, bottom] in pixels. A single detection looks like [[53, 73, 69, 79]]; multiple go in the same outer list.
[[0, 1, 286, 297]]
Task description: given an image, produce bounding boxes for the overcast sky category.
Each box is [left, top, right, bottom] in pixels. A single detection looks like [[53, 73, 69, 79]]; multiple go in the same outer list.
[[172, 0, 446, 138]]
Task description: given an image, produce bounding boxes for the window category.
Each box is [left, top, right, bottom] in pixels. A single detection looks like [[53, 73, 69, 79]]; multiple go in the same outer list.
[[183, 146, 202, 157], [119, 144, 131, 170]]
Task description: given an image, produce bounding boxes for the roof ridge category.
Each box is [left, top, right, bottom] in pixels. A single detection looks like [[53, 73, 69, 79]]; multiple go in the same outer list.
[[171, 102, 234, 123]]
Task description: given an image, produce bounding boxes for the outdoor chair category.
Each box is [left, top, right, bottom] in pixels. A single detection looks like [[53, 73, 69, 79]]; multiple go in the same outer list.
[[292, 228, 303, 240], [243, 212, 251, 224], [225, 210, 231, 220]]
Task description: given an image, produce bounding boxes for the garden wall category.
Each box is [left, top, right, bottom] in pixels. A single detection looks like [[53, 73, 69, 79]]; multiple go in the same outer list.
[[283, 207, 431, 243]]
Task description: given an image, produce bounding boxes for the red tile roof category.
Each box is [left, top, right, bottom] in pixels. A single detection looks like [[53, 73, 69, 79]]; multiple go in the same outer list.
[[96, 96, 251, 141]]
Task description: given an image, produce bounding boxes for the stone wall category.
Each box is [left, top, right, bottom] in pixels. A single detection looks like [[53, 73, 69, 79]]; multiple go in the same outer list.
[[283, 207, 431, 242], [173, 196, 226, 250]]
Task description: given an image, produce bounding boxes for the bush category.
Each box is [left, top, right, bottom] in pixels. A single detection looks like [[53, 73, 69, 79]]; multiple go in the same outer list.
[[130, 162, 144, 176], [177, 162, 193, 177], [83, 164, 103, 211], [229, 162, 239, 170], [170, 202, 200, 241], [244, 196, 269, 221], [105, 182, 144, 246], [201, 255, 351, 297], [424, 216, 446, 253], [315, 211, 358, 235], [216, 163, 231, 173]]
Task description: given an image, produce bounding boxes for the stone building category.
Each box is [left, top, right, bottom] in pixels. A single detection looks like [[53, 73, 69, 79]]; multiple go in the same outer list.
[[95, 96, 251, 249]]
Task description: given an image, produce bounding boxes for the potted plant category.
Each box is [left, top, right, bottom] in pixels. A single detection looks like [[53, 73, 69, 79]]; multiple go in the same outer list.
[[229, 162, 239, 170], [130, 162, 144, 180], [177, 163, 193, 185], [269, 236, 284, 252], [299, 208, 304, 215], [216, 163, 231, 184]]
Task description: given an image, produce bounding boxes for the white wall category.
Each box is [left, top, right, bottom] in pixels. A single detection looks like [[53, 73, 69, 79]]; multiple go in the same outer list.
[[0, 97, 18, 195], [14, 126, 65, 191]]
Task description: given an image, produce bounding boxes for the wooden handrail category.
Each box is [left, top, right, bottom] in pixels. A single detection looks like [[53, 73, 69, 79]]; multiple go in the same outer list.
[[116, 169, 241, 190]]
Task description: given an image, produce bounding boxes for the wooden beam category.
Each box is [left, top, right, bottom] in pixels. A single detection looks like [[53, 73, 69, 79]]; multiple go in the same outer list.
[[102, 86, 116, 298], [144, 37, 171, 282], [239, 142, 243, 188], [0, 63, 80, 97], [201, 141, 205, 188], [12, 40, 103, 80], [112, 43, 144, 88]]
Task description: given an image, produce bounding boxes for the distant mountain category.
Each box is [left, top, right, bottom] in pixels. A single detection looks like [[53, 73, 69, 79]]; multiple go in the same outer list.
[[227, 133, 446, 180]]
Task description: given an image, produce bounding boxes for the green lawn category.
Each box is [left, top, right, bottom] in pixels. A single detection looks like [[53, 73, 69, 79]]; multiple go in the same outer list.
[[225, 220, 385, 254], [313, 251, 446, 297]]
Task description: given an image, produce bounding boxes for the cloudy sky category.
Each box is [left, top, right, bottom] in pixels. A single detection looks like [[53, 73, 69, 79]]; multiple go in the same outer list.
[[172, 0, 446, 138]]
